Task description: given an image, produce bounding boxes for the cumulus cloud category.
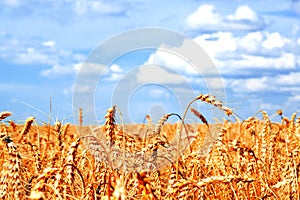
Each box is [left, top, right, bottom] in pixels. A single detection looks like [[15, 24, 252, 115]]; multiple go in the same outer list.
[[104, 64, 124, 81], [193, 30, 298, 74], [262, 32, 291, 49], [228, 72, 300, 94], [229, 77, 270, 93], [146, 50, 198, 75], [136, 65, 187, 84], [185, 4, 266, 32], [193, 32, 237, 59], [145, 38, 222, 79], [223, 53, 297, 71], [227, 5, 259, 21]]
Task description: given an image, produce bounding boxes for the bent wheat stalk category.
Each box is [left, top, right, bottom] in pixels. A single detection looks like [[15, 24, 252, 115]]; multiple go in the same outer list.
[[154, 113, 182, 135]]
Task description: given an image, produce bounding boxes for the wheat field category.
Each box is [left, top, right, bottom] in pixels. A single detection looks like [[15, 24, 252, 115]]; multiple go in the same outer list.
[[0, 94, 300, 199]]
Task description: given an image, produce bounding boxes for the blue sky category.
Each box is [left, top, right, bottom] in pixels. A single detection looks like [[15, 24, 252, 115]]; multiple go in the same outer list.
[[1, 0, 300, 124]]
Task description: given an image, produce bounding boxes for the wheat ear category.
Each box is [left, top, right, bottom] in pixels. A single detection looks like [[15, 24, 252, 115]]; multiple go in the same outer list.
[[19, 116, 35, 142], [0, 136, 23, 199], [144, 114, 152, 125], [8, 120, 18, 134], [190, 108, 209, 127], [0, 111, 12, 121], [104, 106, 116, 146], [79, 108, 83, 126], [65, 138, 81, 183], [154, 113, 182, 135]]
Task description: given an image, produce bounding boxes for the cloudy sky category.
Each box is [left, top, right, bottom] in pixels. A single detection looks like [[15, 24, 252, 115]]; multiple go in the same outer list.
[[1, 0, 300, 124]]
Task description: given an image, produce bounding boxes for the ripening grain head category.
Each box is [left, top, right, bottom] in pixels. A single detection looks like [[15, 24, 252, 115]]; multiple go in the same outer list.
[[0, 111, 12, 121]]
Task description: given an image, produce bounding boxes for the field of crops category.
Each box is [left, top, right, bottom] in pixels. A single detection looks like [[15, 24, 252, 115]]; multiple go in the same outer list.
[[0, 94, 300, 199]]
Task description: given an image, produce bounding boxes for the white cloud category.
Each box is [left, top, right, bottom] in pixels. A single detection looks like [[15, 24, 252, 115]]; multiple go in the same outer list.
[[146, 49, 197, 75], [192, 31, 298, 73], [104, 64, 123, 81], [194, 32, 237, 58], [136, 65, 187, 84], [145, 37, 221, 77], [227, 5, 258, 21], [15, 47, 54, 65], [0, 36, 85, 67], [276, 72, 300, 85], [237, 32, 291, 53], [228, 72, 300, 94], [110, 64, 122, 73], [40, 63, 78, 77], [185, 4, 221, 30], [68, 62, 124, 82], [262, 32, 291, 49], [230, 77, 270, 93], [224, 53, 297, 70], [106, 73, 122, 81], [42, 40, 56, 47], [76, 62, 106, 75], [185, 4, 266, 32], [237, 31, 264, 53]]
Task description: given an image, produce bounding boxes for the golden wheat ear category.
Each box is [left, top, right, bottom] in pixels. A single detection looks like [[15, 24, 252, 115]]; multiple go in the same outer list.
[[182, 94, 240, 124], [154, 113, 182, 135], [142, 114, 152, 125], [79, 108, 83, 126], [190, 108, 209, 127], [276, 109, 283, 119], [104, 106, 116, 146], [0, 111, 12, 121], [0, 136, 23, 199], [18, 116, 35, 143], [65, 138, 81, 184]]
